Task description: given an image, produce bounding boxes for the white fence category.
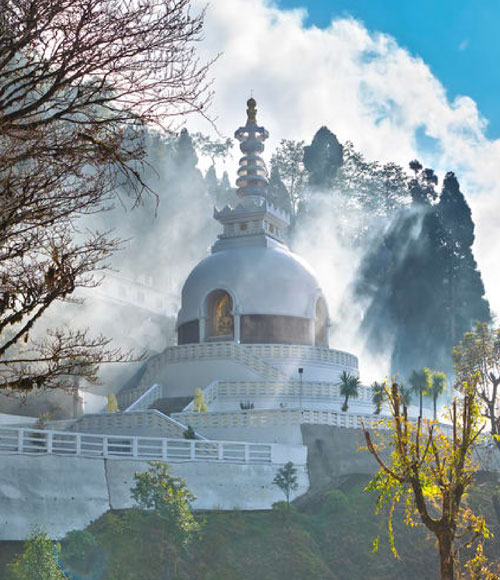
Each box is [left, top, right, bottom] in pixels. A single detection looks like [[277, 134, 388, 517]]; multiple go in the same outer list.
[[173, 408, 380, 430], [68, 410, 194, 440], [219, 380, 371, 403], [181, 380, 373, 413], [119, 342, 359, 409], [241, 344, 358, 370], [125, 384, 163, 412], [0, 427, 273, 463], [140, 342, 288, 386]]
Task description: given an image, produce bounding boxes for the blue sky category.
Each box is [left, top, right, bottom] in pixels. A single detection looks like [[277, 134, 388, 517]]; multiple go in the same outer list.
[[278, 0, 500, 138], [193, 0, 500, 318]]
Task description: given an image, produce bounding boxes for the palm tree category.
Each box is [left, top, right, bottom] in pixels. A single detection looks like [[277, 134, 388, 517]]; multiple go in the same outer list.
[[371, 381, 385, 414], [398, 384, 413, 408], [409, 368, 432, 418], [429, 371, 446, 420], [339, 371, 361, 412]]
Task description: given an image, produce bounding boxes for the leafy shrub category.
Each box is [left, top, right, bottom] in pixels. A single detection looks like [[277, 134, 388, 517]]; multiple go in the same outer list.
[[324, 489, 348, 514], [61, 530, 98, 570]]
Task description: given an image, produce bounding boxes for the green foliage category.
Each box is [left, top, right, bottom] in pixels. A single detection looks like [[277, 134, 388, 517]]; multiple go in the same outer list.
[[371, 381, 385, 414], [398, 384, 413, 407], [8, 527, 67, 580], [131, 461, 201, 546], [409, 367, 432, 417], [323, 489, 348, 514], [60, 530, 98, 570], [303, 126, 343, 190], [453, 322, 500, 441], [270, 139, 307, 215], [183, 425, 196, 440], [273, 461, 299, 504], [356, 166, 490, 379], [20, 476, 499, 580], [363, 378, 492, 579], [428, 371, 447, 419], [339, 371, 361, 412], [271, 500, 296, 522], [192, 133, 233, 164]]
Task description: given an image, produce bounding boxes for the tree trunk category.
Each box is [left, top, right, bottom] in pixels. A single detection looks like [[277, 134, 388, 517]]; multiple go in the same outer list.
[[419, 390, 423, 418], [437, 531, 454, 580], [342, 394, 349, 412], [433, 396, 437, 420]]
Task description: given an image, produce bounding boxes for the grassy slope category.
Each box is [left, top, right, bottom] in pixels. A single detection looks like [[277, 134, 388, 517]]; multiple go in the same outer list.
[[49, 475, 500, 580]]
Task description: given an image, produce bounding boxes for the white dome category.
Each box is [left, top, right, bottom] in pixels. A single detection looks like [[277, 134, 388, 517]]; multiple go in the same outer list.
[[177, 245, 324, 326]]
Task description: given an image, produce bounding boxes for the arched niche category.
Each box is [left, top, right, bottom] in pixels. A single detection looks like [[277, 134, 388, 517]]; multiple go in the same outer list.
[[205, 289, 234, 341], [315, 297, 328, 347]]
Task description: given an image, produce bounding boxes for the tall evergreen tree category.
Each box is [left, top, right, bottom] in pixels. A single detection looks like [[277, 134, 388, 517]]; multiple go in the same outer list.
[[173, 127, 199, 171], [303, 126, 343, 189], [437, 172, 490, 346], [356, 162, 490, 378], [204, 165, 218, 201], [267, 165, 292, 215]]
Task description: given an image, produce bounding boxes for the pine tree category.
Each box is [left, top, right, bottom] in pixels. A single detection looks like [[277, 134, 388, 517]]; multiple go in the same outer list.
[[303, 126, 343, 189], [267, 165, 292, 214], [356, 162, 490, 379], [437, 172, 490, 346]]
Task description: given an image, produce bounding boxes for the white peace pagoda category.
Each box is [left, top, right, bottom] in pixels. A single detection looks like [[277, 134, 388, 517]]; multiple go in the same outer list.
[[113, 98, 373, 444]]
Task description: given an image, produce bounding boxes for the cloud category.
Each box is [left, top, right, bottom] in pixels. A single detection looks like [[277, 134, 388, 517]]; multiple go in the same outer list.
[[188, 0, 500, 322]]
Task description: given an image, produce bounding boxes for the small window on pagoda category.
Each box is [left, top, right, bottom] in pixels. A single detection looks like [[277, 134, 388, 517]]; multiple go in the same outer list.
[[206, 290, 234, 341], [269, 224, 275, 234], [239, 223, 247, 232]]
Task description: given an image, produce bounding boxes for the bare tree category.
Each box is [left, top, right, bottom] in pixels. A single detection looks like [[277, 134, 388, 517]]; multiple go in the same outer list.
[[0, 0, 213, 393]]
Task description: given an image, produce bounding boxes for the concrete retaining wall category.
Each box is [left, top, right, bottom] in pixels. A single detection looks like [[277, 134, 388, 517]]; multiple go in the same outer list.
[[0, 452, 309, 540], [301, 425, 383, 491]]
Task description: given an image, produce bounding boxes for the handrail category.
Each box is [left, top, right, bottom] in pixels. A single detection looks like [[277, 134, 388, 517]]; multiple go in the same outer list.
[[137, 342, 288, 390], [0, 426, 275, 464], [125, 383, 162, 412], [119, 342, 359, 411], [69, 409, 208, 441], [173, 407, 456, 434], [212, 380, 373, 403]]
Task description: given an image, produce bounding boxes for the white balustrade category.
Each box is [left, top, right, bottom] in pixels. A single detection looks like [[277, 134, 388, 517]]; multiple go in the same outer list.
[[69, 410, 191, 440], [125, 384, 162, 412], [241, 344, 359, 370], [214, 380, 372, 403], [173, 408, 391, 431], [0, 427, 275, 464], [120, 342, 359, 412]]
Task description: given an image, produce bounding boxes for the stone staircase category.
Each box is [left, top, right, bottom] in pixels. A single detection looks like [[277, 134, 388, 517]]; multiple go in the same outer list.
[[149, 397, 192, 416]]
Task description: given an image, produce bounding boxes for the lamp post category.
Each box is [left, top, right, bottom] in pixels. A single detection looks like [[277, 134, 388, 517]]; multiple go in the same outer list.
[[298, 367, 304, 410]]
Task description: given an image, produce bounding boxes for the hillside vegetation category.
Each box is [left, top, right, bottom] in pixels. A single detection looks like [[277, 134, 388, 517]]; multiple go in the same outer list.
[[4, 475, 498, 580]]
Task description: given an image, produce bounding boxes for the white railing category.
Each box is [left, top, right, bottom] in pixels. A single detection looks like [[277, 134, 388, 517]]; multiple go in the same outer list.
[[125, 384, 162, 412], [181, 380, 373, 414], [0, 427, 273, 463], [69, 410, 188, 439], [215, 381, 372, 403], [241, 344, 358, 370], [138, 342, 288, 388], [172, 408, 459, 441], [119, 342, 359, 410], [173, 408, 380, 430]]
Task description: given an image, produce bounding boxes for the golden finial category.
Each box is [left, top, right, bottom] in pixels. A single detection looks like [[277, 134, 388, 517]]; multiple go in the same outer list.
[[246, 97, 257, 125]]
